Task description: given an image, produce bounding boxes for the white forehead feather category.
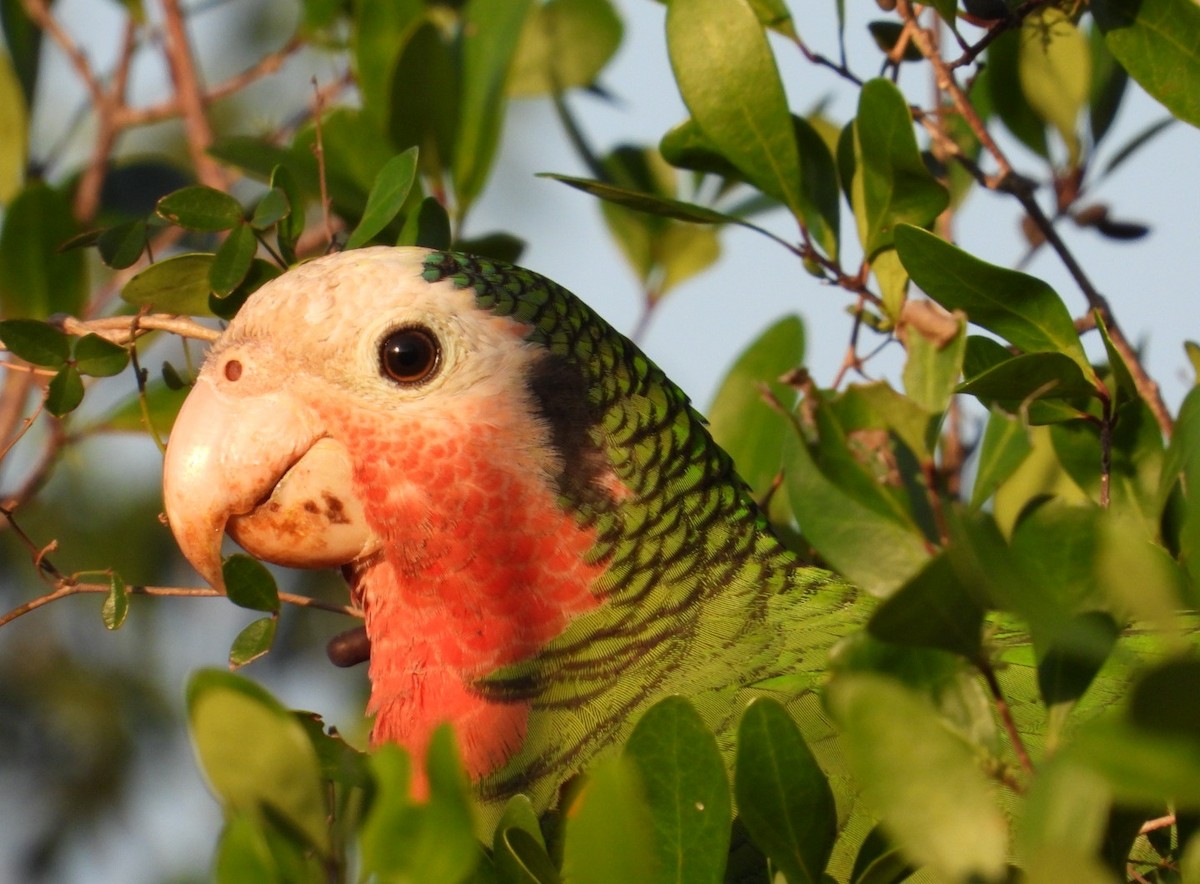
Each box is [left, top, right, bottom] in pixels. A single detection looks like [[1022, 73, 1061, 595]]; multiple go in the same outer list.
[[210, 246, 545, 414], [232, 246, 442, 337]]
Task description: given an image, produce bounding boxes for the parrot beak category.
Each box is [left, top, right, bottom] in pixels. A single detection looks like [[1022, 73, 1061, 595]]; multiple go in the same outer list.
[[162, 375, 376, 592]]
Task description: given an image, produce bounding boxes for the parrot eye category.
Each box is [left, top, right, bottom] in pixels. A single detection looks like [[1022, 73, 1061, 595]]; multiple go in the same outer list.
[[380, 326, 441, 385]]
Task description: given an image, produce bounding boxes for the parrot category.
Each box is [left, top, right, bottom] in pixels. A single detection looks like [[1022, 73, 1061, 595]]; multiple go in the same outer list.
[[160, 245, 867, 823]]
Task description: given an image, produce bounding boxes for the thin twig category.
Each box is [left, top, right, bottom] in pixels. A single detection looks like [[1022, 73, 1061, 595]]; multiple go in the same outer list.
[[899, 0, 1174, 438], [979, 658, 1035, 775], [74, 19, 138, 222], [116, 36, 305, 127], [19, 0, 104, 105], [0, 581, 363, 629], [1007, 186, 1173, 436], [311, 78, 335, 249], [896, 0, 1012, 184], [1139, 814, 1175, 835]]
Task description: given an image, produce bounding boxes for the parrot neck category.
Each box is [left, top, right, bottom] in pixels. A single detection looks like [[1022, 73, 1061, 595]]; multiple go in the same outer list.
[[348, 419, 605, 786]]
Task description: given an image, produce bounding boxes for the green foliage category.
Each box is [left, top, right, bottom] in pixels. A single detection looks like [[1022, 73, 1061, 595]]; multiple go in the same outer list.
[[3, 0, 1200, 881]]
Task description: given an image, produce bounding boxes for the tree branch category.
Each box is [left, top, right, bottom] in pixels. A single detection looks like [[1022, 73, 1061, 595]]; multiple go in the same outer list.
[[60, 314, 221, 344], [160, 0, 225, 189], [0, 580, 364, 629]]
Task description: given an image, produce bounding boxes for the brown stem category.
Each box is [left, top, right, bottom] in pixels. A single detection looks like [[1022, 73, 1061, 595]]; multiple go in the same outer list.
[[901, 2, 1174, 439], [74, 20, 137, 222], [0, 581, 363, 629], [311, 79, 335, 249], [896, 0, 1012, 184], [160, 0, 225, 189], [60, 314, 221, 345], [1008, 186, 1173, 436], [1139, 814, 1175, 835], [980, 658, 1034, 775]]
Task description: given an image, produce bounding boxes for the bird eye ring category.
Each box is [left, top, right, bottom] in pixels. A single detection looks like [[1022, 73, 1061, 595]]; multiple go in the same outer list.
[[379, 326, 441, 385]]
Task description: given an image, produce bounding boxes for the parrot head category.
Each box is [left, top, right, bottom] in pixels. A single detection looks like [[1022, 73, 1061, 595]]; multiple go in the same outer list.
[[163, 247, 639, 783]]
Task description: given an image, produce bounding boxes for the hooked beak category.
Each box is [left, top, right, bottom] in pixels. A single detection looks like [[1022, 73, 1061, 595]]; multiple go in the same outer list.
[[162, 375, 376, 591]]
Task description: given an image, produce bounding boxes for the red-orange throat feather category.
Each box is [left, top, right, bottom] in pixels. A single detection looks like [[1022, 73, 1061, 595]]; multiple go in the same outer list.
[[340, 407, 605, 784]]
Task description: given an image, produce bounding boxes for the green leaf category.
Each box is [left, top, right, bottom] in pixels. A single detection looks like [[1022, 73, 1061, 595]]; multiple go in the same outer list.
[[187, 670, 329, 852], [74, 333, 129, 377], [1051, 402, 1162, 522], [222, 554, 281, 613], [653, 224, 720, 298], [707, 316, 804, 501], [735, 698, 836, 884], [867, 21, 923, 62], [1018, 8, 1091, 165], [986, 29, 1049, 158], [494, 796, 559, 884], [624, 697, 732, 884], [902, 315, 966, 417], [270, 165, 303, 262], [659, 118, 746, 182], [1131, 659, 1200, 739], [388, 23, 458, 183], [214, 813, 278, 883], [868, 554, 985, 660], [853, 79, 949, 257], [360, 731, 481, 883], [509, 0, 623, 97], [346, 148, 419, 250], [970, 408, 1033, 507], [249, 187, 290, 231], [784, 416, 931, 597], [544, 174, 733, 225], [210, 223, 258, 298], [1102, 116, 1176, 178], [1089, 21, 1129, 146], [496, 828, 561, 884], [793, 113, 841, 258], [957, 351, 1100, 402], [0, 181, 86, 318], [229, 617, 278, 669], [455, 232, 525, 264], [45, 364, 84, 416], [454, 0, 535, 214], [102, 573, 129, 630], [0, 50, 28, 204], [1093, 0, 1200, 129], [121, 253, 216, 315], [830, 675, 1008, 883], [97, 219, 149, 269], [896, 224, 1093, 375], [561, 757, 658, 884], [849, 826, 914, 884], [827, 632, 997, 749], [0, 0, 41, 111], [1095, 310, 1138, 408], [666, 0, 804, 219], [352, 0, 424, 125], [156, 185, 244, 231], [1015, 759, 1112, 870], [209, 259, 282, 321], [1070, 718, 1200, 808], [400, 196, 452, 250], [0, 318, 69, 367]]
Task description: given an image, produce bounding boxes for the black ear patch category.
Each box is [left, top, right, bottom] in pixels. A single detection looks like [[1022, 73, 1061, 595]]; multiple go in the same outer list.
[[526, 353, 612, 514]]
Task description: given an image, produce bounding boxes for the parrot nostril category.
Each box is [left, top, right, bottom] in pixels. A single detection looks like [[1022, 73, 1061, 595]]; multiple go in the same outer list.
[[224, 360, 243, 382]]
